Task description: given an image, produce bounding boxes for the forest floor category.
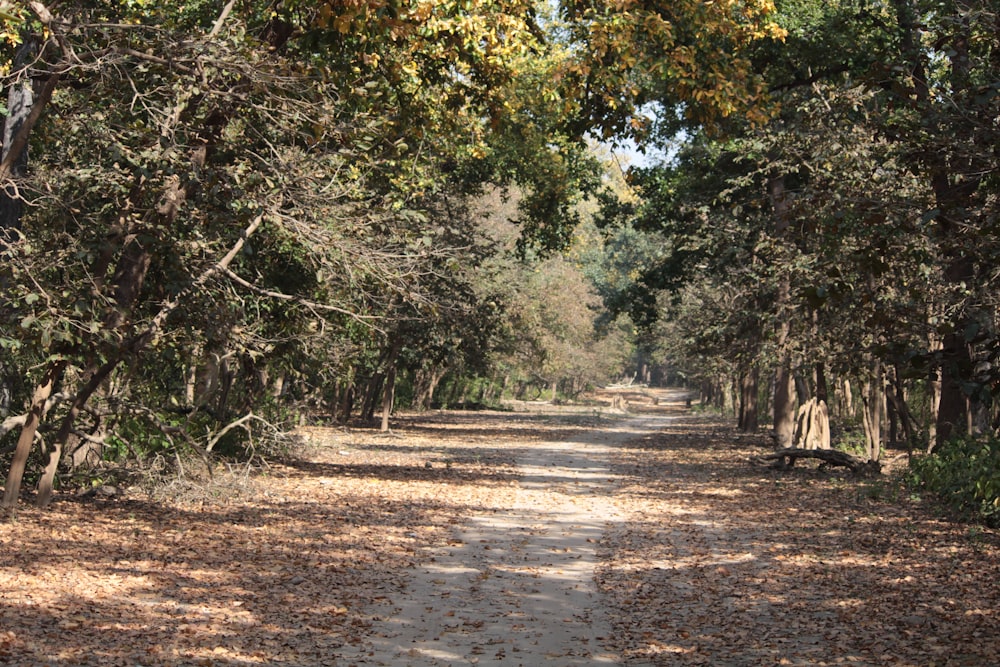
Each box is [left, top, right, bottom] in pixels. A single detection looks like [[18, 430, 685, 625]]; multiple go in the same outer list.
[[1, 389, 999, 666]]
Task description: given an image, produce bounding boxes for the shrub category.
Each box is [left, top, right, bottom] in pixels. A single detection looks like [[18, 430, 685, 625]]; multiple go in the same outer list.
[[909, 436, 1000, 527]]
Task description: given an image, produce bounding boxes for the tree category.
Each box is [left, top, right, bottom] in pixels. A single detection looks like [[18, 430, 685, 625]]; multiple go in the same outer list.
[[558, 0, 785, 137], [881, 0, 1000, 447]]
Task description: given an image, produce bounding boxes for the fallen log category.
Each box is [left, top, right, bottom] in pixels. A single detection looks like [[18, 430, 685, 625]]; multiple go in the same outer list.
[[751, 447, 881, 476]]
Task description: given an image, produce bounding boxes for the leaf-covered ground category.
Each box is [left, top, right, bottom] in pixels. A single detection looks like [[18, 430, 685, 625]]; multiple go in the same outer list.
[[599, 413, 1000, 666], [1, 400, 998, 666]]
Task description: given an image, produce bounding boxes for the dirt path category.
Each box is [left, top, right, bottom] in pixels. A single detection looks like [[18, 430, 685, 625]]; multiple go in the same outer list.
[[334, 412, 673, 666]]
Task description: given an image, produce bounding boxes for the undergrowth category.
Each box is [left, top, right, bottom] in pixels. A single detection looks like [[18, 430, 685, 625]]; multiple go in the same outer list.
[[908, 436, 1000, 527]]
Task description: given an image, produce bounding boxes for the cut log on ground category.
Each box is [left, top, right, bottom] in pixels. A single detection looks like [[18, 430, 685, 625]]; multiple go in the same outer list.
[[751, 447, 881, 476]]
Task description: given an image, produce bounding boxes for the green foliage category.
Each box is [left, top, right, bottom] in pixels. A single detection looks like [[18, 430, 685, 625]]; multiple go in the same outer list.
[[909, 437, 1000, 527], [834, 428, 869, 459]]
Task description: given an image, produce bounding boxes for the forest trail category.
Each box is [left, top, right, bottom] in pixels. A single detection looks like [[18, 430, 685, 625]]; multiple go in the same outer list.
[[333, 405, 678, 667]]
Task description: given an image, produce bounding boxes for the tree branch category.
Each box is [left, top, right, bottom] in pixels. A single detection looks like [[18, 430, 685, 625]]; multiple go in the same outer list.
[[205, 411, 257, 453], [208, 0, 239, 38], [139, 213, 265, 348], [751, 447, 881, 476], [221, 266, 382, 327]]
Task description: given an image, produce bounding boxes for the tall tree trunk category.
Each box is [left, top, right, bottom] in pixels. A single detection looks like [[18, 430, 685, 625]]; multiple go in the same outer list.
[[892, 0, 979, 450], [361, 375, 383, 421], [887, 387, 899, 448], [338, 381, 355, 423], [769, 174, 796, 448], [814, 361, 828, 404], [926, 338, 942, 452], [419, 368, 446, 410], [888, 364, 916, 451], [861, 359, 883, 462], [0, 36, 38, 232], [0, 37, 41, 421], [215, 354, 233, 423], [0, 29, 60, 466]]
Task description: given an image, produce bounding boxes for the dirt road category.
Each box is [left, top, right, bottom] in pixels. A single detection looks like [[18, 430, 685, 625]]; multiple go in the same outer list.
[[333, 411, 673, 666]]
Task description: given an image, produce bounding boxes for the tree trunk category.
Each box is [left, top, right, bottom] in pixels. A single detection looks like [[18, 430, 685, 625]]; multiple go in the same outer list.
[[412, 369, 431, 410], [887, 388, 899, 448], [338, 381, 355, 423], [380, 338, 402, 432], [0, 37, 40, 422], [794, 374, 811, 406], [888, 364, 917, 451], [185, 357, 198, 405], [814, 361, 828, 404], [2, 361, 65, 512], [0, 36, 38, 232], [380, 368, 397, 432], [360, 375, 382, 421], [861, 360, 883, 462], [422, 368, 445, 410], [769, 174, 796, 449], [935, 328, 971, 448], [774, 366, 796, 448], [738, 367, 759, 432], [216, 354, 234, 422], [37, 355, 122, 507], [893, 1, 980, 450], [271, 371, 285, 399], [926, 337, 942, 452]]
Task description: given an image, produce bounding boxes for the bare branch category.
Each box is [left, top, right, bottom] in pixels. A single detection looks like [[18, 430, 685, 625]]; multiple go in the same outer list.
[[208, 0, 240, 39], [205, 411, 256, 453], [140, 213, 266, 347], [220, 267, 382, 326]]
